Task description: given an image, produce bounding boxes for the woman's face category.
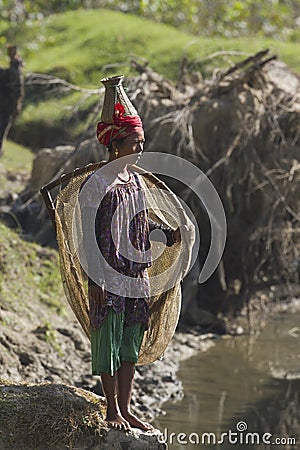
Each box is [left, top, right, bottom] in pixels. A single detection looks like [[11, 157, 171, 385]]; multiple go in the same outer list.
[[114, 130, 145, 164]]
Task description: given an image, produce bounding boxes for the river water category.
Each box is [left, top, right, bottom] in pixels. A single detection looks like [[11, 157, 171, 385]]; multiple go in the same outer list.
[[153, 307, 300, 449]]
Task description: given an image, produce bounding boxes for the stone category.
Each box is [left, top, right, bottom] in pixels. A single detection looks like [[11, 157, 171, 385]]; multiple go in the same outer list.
[[99, 428, 167, 450], [29, 145, 74, 192]]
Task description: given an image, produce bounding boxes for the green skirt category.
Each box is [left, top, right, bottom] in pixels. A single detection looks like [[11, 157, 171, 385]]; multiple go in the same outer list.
[[91, 307, 145, 376]]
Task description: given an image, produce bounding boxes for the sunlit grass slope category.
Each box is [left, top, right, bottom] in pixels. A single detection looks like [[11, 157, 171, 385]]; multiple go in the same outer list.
[[0, 222, 64, 317], [1, 140, 34, 172], [1, 8, 299, 86], [0, 8, 298, 150]]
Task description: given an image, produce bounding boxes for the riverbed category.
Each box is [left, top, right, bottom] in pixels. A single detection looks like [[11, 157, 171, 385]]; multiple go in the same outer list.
[[153, 304, 300, 449]]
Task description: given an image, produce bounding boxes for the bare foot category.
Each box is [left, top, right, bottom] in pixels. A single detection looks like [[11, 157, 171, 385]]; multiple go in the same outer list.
[[121, 410, 155, 431], [106, 412, 131, 431]]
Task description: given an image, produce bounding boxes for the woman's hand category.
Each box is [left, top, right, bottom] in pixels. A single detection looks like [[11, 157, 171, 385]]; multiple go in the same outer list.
[[173, 227, 181, 244], [88, 283, 106, 308]]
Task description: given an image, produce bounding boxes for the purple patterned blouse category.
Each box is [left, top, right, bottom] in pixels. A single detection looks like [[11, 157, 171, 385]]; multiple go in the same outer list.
[[81, 167, 175, 330]]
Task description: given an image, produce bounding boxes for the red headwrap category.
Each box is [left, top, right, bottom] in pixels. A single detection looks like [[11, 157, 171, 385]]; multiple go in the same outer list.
[[96, 103, 143, 147]]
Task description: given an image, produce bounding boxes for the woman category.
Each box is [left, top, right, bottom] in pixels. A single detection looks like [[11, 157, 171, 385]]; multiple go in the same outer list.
[[80, 100, 181, 431]]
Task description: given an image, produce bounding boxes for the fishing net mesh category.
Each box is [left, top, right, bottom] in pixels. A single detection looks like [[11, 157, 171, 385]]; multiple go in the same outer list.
[[54, 162, 193, 365]]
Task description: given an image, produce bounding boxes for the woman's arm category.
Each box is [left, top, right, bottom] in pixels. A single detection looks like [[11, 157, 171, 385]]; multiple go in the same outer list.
[[148, 217, 181, 247]]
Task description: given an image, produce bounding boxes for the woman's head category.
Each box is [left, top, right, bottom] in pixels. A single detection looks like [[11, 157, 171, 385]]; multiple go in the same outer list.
[[110, 130, 145, 163], [96, 103, 144, 157]]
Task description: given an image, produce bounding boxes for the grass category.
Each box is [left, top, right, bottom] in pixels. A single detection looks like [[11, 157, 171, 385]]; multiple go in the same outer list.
[[0, 8, 299, 86], [12, 90, 98, 149], [0, 8, 298, 149], [0, 380, 107, 449], [0, 222, 65, 316], [1, 140, 34, 172]]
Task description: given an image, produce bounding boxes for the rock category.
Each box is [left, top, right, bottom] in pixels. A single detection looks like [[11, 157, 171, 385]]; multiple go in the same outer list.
[[28, 139, 105, 194], [267, 60, 299, 96], [0, 162, 28, 210], [29, 145, 75, 192], [100, 429, 167, 450], [0, 380, 167, 450]]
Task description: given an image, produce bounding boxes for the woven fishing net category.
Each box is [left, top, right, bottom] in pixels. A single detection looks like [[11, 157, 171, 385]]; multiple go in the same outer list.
[[54, 161, 194, 365]]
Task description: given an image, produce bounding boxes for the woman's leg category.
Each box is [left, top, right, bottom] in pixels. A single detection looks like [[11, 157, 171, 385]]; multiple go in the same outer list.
[[118, 323, 154, 431], [117, 361, 154, 431], [91, 307, 130, 430], [101, 372, 131, 430]]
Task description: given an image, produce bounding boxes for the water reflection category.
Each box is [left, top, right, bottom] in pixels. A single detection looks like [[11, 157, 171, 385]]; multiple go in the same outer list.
[[154, 309, 300, 449]]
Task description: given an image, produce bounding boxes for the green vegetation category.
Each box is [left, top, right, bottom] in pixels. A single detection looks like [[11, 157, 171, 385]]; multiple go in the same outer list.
[[13, 90, 97, 148], [0, 381, 107, 450], [107, 0, 299, 40], [35, 321, 64, 355], [0, 222, 65, 316], [1, 140, 34, 172], [0, 8, 298, 149], [1, 0, 299, 40], [1, 9, 299, 84]]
